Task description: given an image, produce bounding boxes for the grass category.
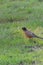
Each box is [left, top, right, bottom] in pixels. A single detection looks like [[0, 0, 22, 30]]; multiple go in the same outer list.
[[0, 0, 43, 65]]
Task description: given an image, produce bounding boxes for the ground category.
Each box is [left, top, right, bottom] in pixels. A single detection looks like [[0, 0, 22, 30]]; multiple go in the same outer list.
[[0, 0, 43, 65]]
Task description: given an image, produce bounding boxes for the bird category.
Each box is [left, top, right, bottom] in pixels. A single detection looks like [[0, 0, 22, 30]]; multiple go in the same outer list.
[[22, 27, 43, 39]]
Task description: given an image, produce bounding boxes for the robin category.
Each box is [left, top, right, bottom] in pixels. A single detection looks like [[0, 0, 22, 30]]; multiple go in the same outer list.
[[22, 27, 43, 39]]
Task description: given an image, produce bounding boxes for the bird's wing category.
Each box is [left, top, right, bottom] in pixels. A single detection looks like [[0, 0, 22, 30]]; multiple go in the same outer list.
[[26, 30, 37, 37]]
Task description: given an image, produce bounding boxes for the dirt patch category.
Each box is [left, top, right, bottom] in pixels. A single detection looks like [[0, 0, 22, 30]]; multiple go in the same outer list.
[[24, 45, 43, 52], [18, 60, 42, 65]]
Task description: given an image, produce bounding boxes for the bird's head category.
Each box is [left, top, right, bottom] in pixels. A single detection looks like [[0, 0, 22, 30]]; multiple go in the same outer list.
[[22, 27, 27, 31]]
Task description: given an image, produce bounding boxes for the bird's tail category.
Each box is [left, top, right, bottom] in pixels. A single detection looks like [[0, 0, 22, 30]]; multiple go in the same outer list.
[[36, 36, 43, 40]]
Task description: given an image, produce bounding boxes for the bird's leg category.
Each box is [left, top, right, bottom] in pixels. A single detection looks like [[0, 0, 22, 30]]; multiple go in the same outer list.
[[29, 38, 34, 43], [29, 38, 37, 44], [29, 39, 32, 43]]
